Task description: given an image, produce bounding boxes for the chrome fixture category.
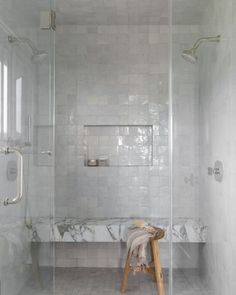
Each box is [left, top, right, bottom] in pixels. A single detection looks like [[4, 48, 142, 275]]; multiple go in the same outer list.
[[0, 147, 23, 206], [8, 35, 48, 64], [40, 10, 56, 31], [208, 167, 213, 175], [184, 173, 198, 186], [207, 161, 223, 182], [214, 160, 223, 182], [40, 150, 52, 156], [182, 35, 221, 64], [184, 174, 194, 186]]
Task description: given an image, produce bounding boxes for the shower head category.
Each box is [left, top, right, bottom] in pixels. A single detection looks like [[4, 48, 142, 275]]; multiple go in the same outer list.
[[8, 35, 48, 64], [182, 35, 221, 64], [181, 48, 198, 64]]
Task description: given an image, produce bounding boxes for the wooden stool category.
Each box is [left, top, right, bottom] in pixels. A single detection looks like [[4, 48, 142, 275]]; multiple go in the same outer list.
[[120, 227, 165, 295]]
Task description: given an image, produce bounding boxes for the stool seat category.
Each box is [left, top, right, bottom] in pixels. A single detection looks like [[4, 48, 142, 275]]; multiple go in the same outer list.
[[120, 227, 165, 295], [146, 226, 165, 240]]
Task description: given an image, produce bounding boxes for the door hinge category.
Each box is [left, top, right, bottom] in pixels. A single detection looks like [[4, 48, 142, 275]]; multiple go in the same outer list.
[[40, 10, 56, 31]]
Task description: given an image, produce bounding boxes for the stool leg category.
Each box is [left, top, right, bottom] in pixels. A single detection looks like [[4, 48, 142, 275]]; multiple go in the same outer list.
[[150, 239, 165, 295], [120, 251, 131, 293], [31, 242, 43, 288], [149, 241, 156, 282]]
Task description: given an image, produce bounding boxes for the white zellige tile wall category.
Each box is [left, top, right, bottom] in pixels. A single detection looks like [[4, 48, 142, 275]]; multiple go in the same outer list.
[[199, 0, 236, 294], [55, 24, 199, 219]]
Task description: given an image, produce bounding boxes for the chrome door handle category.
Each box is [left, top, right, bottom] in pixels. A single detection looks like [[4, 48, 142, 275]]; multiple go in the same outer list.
[[0, 147, 23, 206]]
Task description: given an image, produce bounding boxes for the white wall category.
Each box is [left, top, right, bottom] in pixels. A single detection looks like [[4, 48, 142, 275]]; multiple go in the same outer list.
[[55, 24, 170, 219], [55, 24, 200, 220], [199, 0, 236, 293]]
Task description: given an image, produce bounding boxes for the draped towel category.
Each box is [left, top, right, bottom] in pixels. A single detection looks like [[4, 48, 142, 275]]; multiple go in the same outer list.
[[126, 222, 156, 272]]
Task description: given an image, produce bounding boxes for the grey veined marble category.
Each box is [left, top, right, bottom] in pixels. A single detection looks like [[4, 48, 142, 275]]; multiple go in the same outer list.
[[30, 217, 207, 243]]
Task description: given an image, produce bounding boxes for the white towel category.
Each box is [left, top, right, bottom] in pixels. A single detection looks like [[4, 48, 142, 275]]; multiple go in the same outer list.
[[126, 226, 155, 271]]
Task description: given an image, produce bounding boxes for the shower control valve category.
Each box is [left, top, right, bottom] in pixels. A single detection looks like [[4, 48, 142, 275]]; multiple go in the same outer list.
[[213, 161, 223, 182], [208, 161, 223, 182]]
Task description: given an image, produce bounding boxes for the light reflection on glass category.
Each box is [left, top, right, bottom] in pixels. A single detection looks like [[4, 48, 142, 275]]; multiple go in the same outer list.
[[3, 64, 8, 134], [16, 77, 22, 133], [0, 61, 2, 134]]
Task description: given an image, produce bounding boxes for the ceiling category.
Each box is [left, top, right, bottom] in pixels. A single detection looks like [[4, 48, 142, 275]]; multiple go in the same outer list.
[[56, 0, 168, 25], [172, 0, 207, 25], [56, 0, 207, 26], [0, 0, 50, 31], [0, 0, 207, 30]]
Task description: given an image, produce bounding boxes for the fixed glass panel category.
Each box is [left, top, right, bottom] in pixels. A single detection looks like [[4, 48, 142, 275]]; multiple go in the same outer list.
[[54, 0, 171, 294], [3, 63, 7, 134], [172, 0, 234, 294], [16, 77, 22, 134], [171, 1, 206, 292], [0, 1, 55, 295], [0, 61, 1, 133]]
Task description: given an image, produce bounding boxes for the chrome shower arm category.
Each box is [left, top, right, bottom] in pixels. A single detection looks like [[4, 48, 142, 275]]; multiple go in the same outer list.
[[192, 35, 221, 50], [8, 35, 38, 53], [8, 35, 47, 64]]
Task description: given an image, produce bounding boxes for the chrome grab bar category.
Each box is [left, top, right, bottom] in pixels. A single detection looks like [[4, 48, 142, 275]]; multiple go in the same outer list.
[[0, 147, 23, 206]]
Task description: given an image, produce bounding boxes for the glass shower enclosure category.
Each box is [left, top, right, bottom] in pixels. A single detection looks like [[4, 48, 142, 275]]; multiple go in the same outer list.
[[1, 1, 235, 295], [0, 1, 55, 295]]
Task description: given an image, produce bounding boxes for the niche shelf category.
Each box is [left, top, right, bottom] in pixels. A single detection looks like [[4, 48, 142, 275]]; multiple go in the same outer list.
[[84, 125, 153, 167]]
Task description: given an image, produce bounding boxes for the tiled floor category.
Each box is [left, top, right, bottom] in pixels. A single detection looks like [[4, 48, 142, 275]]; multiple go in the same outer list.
[[172, 269, 211, 295], [19, 267, 211, 295]]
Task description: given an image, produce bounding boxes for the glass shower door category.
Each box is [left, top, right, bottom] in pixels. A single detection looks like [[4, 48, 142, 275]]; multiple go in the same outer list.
[[0, 1, 55, 294]]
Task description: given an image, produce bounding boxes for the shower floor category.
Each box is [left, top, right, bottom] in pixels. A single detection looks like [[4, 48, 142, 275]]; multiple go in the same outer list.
[[19, 267, 211, 295]]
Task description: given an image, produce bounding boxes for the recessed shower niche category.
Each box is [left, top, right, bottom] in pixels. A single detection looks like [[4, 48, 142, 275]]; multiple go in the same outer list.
[[84, 125, 153, 167]]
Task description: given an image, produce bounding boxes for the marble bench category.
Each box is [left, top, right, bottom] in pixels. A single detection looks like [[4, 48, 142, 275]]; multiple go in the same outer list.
[[31, 217, 207, 243], [0, 217, 207, 287], [29, 217, 207, 280]]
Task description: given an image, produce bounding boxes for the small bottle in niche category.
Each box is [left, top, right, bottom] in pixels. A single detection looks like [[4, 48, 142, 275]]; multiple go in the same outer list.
[[87, 159, 98, 167], [98, 156, 109, 166]]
